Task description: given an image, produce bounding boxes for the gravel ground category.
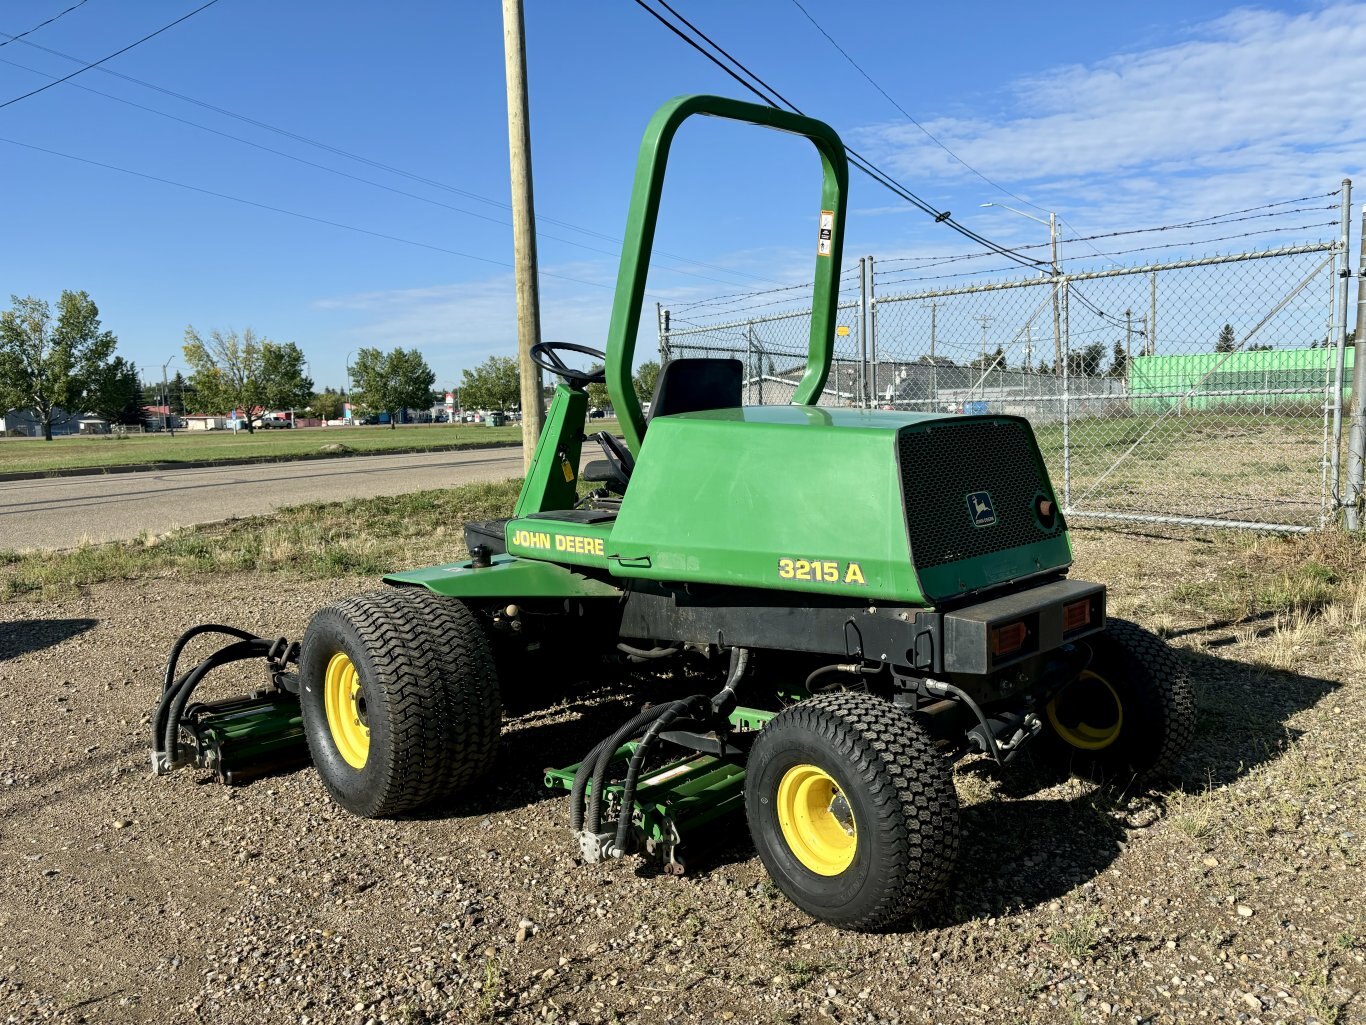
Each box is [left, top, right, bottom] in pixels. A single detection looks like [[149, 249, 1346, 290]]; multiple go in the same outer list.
[[0, 532, 1362, 1025]]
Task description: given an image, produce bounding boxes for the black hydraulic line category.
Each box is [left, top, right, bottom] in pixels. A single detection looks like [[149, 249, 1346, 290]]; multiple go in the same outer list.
[[709, 647, 749, 717], [162, 624, 259, 694], [585, 701, 680, 835], [616, 642, 682, 660], [571, 703, 670, 832], [611, 697, 709, 856], [157, 638, 274, 763], [804, 661, 877, 692], [922, 679, 1004, 766], [608, 647, 752, 853]]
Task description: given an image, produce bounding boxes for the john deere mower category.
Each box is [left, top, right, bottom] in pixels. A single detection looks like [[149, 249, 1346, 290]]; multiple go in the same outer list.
[[152, 95, 1194, 931]]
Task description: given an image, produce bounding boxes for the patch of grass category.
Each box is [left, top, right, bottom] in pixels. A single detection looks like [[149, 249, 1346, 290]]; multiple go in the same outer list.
[[471, 954, 503, 1022], [1301, 959, 1343, 1025], [782, 959, 827, 989], [1048, 913, 1102, 959], [0, 423, 531, 474], [0, 477, 524, 600]]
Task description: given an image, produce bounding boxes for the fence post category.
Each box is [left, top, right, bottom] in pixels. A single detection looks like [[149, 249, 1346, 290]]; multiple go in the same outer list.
[[858, 256, 868, 407], [868, 255, 878, 407], [1061, 279, 1072, 511], [1346, 207, 1366, 529], [1148, 271, 1158, 356], [746, 321, 754, 405], [657, 303, 670, 364], [1330, 180, 1353, 515]]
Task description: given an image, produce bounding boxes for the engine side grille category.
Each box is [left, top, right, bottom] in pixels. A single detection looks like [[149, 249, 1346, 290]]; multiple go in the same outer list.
[[897, 417, 1061, 571]]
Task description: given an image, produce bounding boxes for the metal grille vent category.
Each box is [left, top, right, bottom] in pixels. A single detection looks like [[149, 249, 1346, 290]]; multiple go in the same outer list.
[[897, 418, 1060, 570]]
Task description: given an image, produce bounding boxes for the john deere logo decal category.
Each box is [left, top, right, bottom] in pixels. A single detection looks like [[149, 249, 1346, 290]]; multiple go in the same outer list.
[[967, 491, 997, 528]]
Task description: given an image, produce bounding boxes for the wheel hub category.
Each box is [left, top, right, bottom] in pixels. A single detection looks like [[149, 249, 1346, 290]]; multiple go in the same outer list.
[[324, 651, 370, 768], [776, 763, 858, 876], [1047, 669, 1123, 750]]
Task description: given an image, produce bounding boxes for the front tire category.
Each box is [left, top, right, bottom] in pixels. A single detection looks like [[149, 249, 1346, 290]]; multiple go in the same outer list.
[[1039, 618, 1194, 785], [745, 692, 959, 931], [299, 588, 501, 817]]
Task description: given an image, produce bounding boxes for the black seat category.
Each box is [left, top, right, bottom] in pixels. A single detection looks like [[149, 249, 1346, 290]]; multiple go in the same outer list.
[[648, 358, 743, 420]]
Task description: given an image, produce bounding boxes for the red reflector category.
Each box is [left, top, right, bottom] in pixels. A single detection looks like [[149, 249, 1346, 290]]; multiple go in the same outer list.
[[1063, 599, 1092, 632], [991, 621, 1028, 657]]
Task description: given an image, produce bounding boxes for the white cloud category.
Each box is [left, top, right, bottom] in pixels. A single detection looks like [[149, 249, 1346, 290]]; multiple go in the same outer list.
[[854, 4, 1366, 230]]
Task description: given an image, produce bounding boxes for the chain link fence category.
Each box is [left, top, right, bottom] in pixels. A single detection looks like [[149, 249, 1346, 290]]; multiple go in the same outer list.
[[659, 186, 1358, 532]]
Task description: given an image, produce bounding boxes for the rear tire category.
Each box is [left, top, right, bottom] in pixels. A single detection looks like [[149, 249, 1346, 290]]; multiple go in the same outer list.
[[1038, 618, 1194, 785], [745, 691, 959, 931], [299, 588, 501, 817]]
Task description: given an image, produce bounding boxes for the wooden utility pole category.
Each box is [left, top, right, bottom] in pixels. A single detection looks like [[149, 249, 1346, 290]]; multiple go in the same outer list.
[[502, 0, 544, 471]]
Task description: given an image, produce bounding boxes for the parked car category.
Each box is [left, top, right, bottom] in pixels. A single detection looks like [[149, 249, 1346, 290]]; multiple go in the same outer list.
[[258, 415, 293, 429]]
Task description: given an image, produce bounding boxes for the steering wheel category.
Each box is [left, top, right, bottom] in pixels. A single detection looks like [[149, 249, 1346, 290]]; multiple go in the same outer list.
[[530, 342, 607, 388]]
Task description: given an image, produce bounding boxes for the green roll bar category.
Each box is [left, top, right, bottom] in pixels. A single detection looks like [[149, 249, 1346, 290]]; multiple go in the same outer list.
[[604, 95, 850, 455]]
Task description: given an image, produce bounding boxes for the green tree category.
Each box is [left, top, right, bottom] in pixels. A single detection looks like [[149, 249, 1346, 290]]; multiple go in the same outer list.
[[0, 291, 121, 440], [633, 360, 660, 403], [350, 347, 436, 428], [1065, 342, 1107, 377], [87, 356, 143, 425], [1215, 323, 1237, 353], [459, 355, 519, 413], [1110, 342, 1128, 379], [312, 388, 346, 421], [183, 327, 312, 433], [585, 364, 610, 411]]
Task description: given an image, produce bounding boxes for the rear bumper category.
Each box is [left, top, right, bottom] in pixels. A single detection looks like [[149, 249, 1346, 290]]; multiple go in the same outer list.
[[941, 578, 1105, 675]]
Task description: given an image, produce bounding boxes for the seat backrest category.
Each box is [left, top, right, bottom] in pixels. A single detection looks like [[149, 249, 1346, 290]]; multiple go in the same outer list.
[[648, 358, 743, 420]]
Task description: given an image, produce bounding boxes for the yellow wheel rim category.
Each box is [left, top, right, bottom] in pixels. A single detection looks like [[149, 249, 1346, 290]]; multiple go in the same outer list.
[[776, 764, 857, 876], [1047, 670, 1124, 751], [324, 651, 370, 769]]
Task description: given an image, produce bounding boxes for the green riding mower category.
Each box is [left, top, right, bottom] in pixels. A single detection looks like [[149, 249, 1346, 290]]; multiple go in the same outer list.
[[152, 95, 1194, 931]]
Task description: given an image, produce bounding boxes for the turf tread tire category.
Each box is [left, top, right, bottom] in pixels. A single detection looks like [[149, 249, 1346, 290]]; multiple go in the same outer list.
[[745, 691, 959, 932], [1042, 617, 1194, 785], [299, 588, 500, 818]]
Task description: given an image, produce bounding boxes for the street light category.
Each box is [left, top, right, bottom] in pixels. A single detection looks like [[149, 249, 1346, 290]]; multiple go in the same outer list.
[[344, 350, 356, 426], [161, 357, 178, 437], [981, 202, 1062, 375]]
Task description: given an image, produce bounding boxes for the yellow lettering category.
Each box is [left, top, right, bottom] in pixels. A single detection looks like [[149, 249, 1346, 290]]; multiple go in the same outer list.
[[550, 533, 605, 557], [778, 558, 795, 579], [843, 562, 866, 585]]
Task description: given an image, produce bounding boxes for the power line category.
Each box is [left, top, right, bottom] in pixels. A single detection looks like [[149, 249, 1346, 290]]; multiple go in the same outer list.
[[0, 25, 785, 288], [631, 0, 1046, 273], [0, 0, 91, 50], [0, 54, 758, 291], [0, 133, 688, 299], [0, 0, 222, 112], [785, 0, 1049, 216]]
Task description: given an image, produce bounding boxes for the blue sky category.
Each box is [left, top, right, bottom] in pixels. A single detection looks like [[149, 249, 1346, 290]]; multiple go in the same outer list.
[[1, 0, 1361, 391]]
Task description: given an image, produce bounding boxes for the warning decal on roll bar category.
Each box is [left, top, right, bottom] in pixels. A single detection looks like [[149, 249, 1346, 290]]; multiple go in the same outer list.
[[817, 210, 834, 256]]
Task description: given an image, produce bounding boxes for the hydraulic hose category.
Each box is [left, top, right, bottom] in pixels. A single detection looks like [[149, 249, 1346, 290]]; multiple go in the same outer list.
[[162, 624, 260, 694], [153, 626, 298, 770], [710, 647, 749, 717], [615, 642, 682, 661], [158, 638, 275, 764], [805, 661, 877, 692], [611, 696, 709, 856], [570, 703, 670, 832], [922, 678, 1004, 766]]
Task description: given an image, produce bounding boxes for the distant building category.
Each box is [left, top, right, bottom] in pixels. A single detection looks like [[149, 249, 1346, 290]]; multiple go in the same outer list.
[[2, 407, 85, 437]]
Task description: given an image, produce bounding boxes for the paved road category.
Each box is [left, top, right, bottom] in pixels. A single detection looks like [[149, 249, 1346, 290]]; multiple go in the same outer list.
[[0, 448, 530, 550]]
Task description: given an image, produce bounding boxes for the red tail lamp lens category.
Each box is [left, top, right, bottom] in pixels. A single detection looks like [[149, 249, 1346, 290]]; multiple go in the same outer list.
[[991, 621, 1029, 657], [1063, 599, 1092, 633]]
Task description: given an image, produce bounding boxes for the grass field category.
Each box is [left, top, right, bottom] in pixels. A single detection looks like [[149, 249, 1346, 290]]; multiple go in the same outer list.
[[1033, 412, 1331, 526], [0, 423, 527, 474]]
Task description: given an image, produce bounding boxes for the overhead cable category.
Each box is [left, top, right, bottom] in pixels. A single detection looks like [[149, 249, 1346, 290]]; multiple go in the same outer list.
[[0, 0, 221, 112]]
